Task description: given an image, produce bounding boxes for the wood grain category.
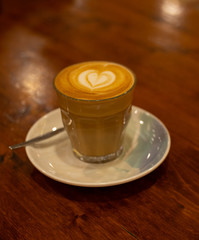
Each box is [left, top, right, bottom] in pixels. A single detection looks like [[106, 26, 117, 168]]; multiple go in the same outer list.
[[0, 0, 199, 239]]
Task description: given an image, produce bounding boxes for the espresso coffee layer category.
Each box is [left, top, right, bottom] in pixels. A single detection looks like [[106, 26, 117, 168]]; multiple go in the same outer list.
[[54, 61, 135, 100]]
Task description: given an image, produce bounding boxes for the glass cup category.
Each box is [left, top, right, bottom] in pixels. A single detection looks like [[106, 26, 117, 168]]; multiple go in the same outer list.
[[54, 62, 136, 163]]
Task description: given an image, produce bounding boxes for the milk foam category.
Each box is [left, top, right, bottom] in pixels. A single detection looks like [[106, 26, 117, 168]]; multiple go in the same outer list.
[[54, 61, 135, 100], [78, 70, 115, 90]]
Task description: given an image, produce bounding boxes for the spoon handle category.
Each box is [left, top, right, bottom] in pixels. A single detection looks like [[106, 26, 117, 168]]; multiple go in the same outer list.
[[9, 127, 65, 150]]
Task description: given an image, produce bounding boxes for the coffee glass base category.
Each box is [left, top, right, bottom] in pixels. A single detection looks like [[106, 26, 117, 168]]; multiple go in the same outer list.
[[73, 147, 123, 164]]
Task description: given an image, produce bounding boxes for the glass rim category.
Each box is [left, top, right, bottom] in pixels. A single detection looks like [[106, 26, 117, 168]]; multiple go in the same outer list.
[[53, 61, 137, 102]]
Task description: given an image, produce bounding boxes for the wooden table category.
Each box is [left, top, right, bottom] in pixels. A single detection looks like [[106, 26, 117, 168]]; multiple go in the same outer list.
[[1, 0, 199, 239]]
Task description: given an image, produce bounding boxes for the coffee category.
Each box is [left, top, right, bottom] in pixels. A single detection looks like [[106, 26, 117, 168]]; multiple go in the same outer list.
[[54, 61, 134, 100], [54, 61, 135, 163]]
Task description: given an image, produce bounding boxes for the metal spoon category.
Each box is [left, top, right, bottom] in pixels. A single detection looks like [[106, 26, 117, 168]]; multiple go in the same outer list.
[[9, 127, 65, 150]]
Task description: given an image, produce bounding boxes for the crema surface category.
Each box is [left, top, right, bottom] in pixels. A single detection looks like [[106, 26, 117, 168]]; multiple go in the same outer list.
[[54, 61, 135, 100]]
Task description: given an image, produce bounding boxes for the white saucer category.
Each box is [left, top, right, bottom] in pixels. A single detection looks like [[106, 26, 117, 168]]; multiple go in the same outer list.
[[25, 106, 171, 187]]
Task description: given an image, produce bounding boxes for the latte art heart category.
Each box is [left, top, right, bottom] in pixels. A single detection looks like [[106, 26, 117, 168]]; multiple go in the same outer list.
[[78, 70, 115, 90]]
